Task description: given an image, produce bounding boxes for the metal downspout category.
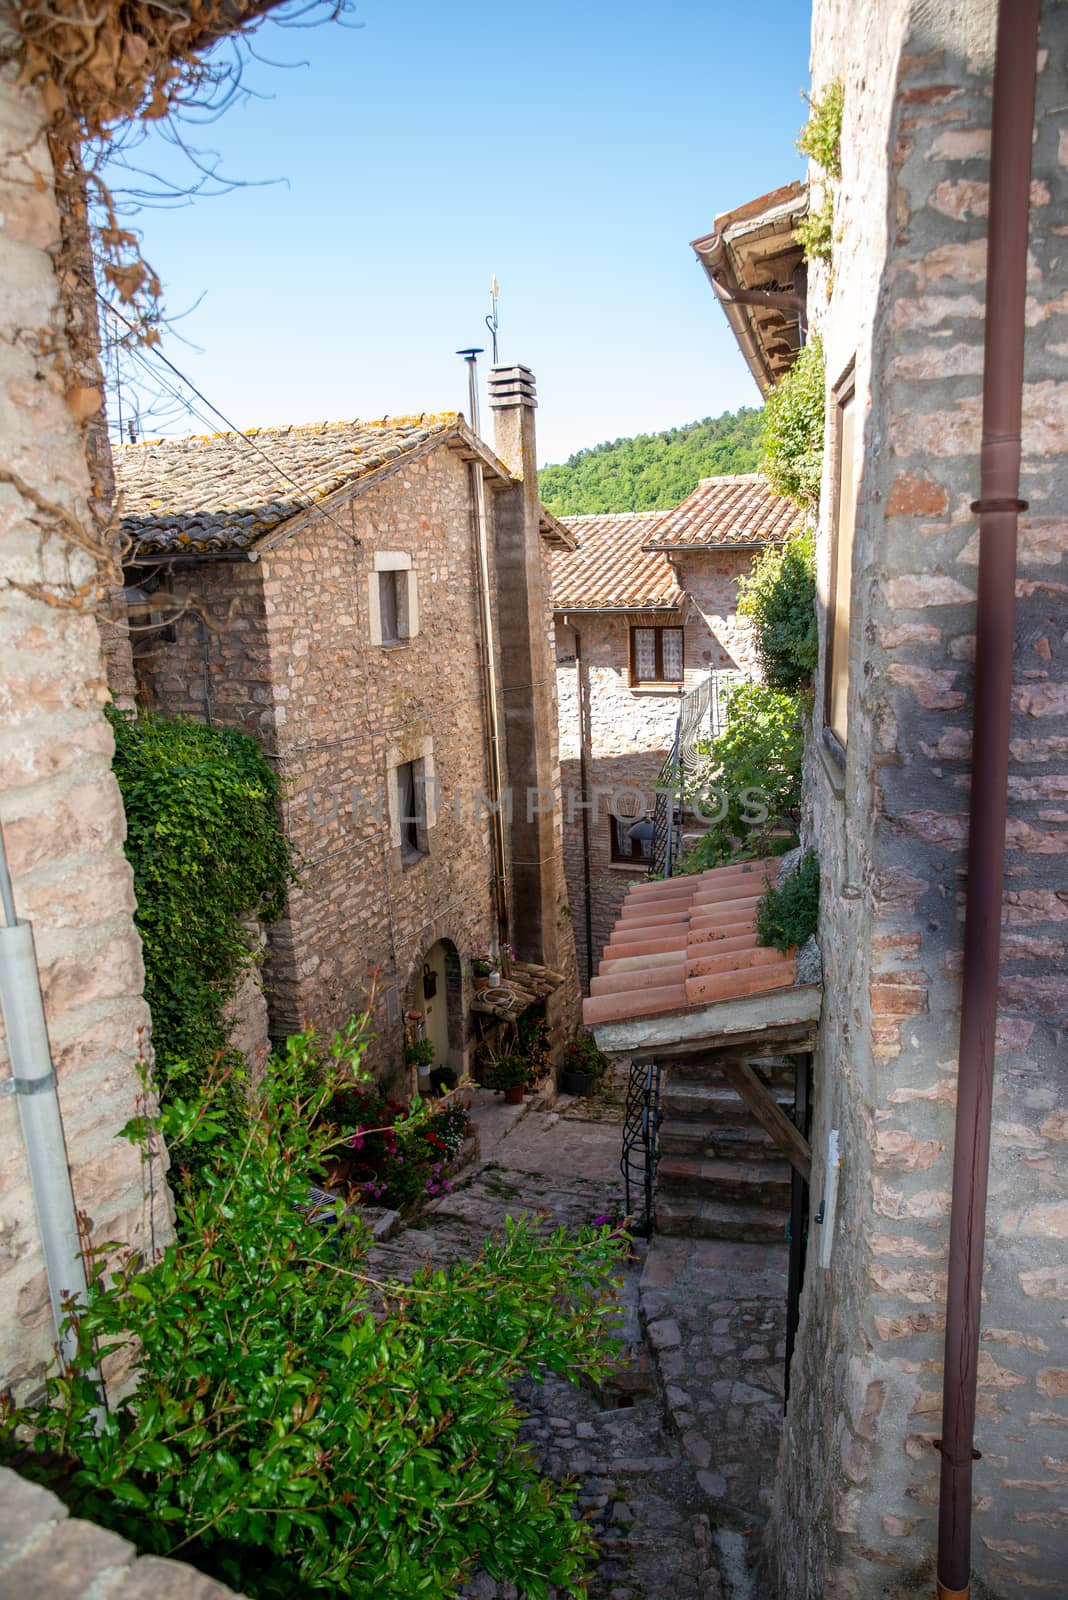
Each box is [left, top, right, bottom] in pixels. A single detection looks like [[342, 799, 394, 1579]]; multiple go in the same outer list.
[[0, 822, 103, 1416], [571, 621, 595, 990], [935, 4, 1039, 1595]]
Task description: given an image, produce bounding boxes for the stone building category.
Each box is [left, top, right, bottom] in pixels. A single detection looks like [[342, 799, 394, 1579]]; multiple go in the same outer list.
[[551, 477, 799, 985], [685, 3, 1068, 1594], [114, 375, 580, 1083]]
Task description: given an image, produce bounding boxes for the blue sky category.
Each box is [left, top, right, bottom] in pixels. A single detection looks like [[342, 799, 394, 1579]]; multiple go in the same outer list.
[[113, 0, 812, 465]]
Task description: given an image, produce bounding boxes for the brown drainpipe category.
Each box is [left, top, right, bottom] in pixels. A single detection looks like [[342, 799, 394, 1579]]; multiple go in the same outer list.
[[935, 3, 1039, 1596]]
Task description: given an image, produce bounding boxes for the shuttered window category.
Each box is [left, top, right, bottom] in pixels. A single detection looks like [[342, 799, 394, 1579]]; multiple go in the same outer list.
[[825, 369, 856, 765]]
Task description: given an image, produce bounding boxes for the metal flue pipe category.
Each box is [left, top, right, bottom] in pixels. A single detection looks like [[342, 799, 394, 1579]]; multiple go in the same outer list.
[[936, 3, 1040, 1594]]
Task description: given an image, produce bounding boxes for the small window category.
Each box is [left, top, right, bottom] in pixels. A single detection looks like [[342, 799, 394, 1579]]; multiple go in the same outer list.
[[824, 365, 856, 767], [631, 625, 684, 685], [610, 814, 654, 864], [379, 569, 400, 644], [396, 758, 428, 864], [370, 553, 418, 646]]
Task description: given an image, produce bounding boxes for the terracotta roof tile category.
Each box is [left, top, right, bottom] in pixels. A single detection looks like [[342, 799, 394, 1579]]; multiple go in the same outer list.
[[114, 414, 504, 557], [582, 857, 798, 1029], [549, 511, 682, 612], [641, 474, 801, 550]]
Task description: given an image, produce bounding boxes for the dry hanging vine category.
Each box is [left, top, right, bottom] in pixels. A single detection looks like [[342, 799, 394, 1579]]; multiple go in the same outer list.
[[1, 0, 350, 602]]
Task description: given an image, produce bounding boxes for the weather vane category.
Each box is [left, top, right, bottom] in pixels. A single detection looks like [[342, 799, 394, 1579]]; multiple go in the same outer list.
[[485, 276, 499, 365]]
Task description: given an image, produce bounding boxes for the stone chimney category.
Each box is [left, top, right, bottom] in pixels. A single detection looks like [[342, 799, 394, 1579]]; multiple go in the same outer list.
[[487, 365, 563, 969]]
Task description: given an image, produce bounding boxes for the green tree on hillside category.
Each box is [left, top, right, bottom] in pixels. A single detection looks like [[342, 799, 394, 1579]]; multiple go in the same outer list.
[[539, 406, 764, 516]]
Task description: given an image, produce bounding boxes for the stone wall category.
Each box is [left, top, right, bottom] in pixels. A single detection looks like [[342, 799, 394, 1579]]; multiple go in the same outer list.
[[135, 444, 579, 1081], [0, 1467, 244, 1598], [0, 67, 172, 1394], [768, 4, 1068, 1594]]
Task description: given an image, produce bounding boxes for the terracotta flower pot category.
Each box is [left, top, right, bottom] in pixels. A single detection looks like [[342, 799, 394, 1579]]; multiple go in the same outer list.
[[473, 974, 489, 992], [504, 1084, 524, 1105]]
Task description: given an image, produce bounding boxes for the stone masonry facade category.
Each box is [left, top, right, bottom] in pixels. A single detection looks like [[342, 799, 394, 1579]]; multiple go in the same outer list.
[[0, 65, 172, 1395], [766, 4, 1068, 1595], [555, 550, 759, 985], [132, 435, 579, 1083]]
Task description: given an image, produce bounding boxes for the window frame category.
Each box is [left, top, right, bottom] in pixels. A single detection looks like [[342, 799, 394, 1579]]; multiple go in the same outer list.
[[823, 359, 857, 772], [609, 813, 653, 865], [370, 551, 418, 647], [629, 624, 685, 686], [395, 757, 429, 865]]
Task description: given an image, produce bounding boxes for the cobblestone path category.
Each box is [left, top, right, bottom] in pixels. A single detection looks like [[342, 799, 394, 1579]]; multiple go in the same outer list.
[[367, 1093, 785, 1599]]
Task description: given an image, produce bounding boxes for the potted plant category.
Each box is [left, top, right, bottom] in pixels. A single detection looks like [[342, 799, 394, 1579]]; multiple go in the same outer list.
[[490, 1053, 529, 1105], [560, 1033, 607, 1097], [404, 1037, 435, 1080], [470, 955, 491, 992]]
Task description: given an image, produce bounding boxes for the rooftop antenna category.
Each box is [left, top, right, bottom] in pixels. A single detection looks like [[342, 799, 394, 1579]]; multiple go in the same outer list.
[[485, 276, 499, 365], [455, 346, 484, 434]]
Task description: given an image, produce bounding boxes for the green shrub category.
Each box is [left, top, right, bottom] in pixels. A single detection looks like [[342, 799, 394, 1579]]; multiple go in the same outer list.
[[1, 1023, 624, 1599], [796, 81, 843, 264], [678, 683, 804, 872], [761, 337, 825, 510], [107, 710, 294, 1167], [797, 80, 843, 180], [738, 531, 818, 691], [756, 849, 821, 952]]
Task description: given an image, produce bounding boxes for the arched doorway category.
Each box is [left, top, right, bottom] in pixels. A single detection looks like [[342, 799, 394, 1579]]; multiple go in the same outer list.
[[413, 939, 463, 1087]]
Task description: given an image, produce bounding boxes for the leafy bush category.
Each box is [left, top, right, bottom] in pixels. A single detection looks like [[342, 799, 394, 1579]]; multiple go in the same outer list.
[[107, 709, 294, 1165], [679, 683, 804, 872], [761, 337, 825, 510], [756, 849, 821, 952], [1, 1024, 624, 1599], [738, 531, 818, 691]]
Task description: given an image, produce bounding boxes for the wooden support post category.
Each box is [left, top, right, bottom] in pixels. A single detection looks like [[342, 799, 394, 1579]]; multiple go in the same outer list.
[[722, 1060, 812, 1185]]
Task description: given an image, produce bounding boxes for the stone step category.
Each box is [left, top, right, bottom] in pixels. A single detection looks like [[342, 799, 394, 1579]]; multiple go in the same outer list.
[[664, 1055, 797, 1087], [654, 1195, 790, 1244], [659, 1081, 796, 1121], [659, 1116, 778, 1160], [656, 1153, 793, 1206]]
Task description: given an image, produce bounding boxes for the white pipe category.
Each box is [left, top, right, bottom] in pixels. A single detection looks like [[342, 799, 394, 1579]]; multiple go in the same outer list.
[[0, 827, 103, 1408]]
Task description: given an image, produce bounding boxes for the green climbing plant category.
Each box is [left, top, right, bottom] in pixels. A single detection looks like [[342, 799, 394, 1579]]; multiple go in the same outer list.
[[107, 709, 294, 1161], [796, 80, 843, 265], [761, 337, 826, 511], [738, 530, 818, 691], [756, 848, 821, 952]]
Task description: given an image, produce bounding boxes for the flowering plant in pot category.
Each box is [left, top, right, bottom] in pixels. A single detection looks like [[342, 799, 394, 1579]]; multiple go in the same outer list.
[[490, 1053, 530, 1105], [404, 1037, 435, 1074], [561, 1032, 608, 1097]]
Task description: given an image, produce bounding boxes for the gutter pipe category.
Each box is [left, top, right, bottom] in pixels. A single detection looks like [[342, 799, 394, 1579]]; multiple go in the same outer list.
[[461, 352, 511, 953], [0, 822, 103, 1413], [936, 4, 1039, 1595], [565, 618, 595, 991]]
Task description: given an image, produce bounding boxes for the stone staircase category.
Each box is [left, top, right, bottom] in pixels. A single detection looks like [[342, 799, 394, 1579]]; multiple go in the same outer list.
[[654, 1056, 796, 1244]]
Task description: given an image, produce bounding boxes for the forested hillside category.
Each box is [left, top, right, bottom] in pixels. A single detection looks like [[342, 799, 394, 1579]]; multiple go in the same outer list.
[[539, 406, 764, 516]]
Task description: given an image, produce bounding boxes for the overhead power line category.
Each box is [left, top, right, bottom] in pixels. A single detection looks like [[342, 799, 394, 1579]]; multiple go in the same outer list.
[[85, 273, 366, 551]]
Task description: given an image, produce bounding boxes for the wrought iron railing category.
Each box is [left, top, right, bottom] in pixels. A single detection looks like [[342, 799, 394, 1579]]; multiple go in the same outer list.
[[620, 1060, 663, 1234], [649, 670, 746, 877]]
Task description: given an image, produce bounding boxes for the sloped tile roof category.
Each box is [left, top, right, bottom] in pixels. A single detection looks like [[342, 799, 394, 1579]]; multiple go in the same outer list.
[[549, 511, 683, 611], [115, 414, 501, 556], [642, 474, 801, 550], [582, 858, 797, 1028]]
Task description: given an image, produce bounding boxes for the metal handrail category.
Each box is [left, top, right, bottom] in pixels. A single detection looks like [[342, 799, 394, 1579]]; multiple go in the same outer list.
[[649, 670, 746, 877], [620, 1060, 662, 1234]]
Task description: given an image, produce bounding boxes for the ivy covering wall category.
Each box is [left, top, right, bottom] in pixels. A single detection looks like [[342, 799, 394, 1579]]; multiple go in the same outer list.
[[108, 710, 294, 1113]]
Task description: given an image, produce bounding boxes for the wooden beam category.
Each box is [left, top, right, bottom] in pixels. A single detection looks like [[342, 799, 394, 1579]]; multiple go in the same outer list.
[[722, 1061, 812, 1185]]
